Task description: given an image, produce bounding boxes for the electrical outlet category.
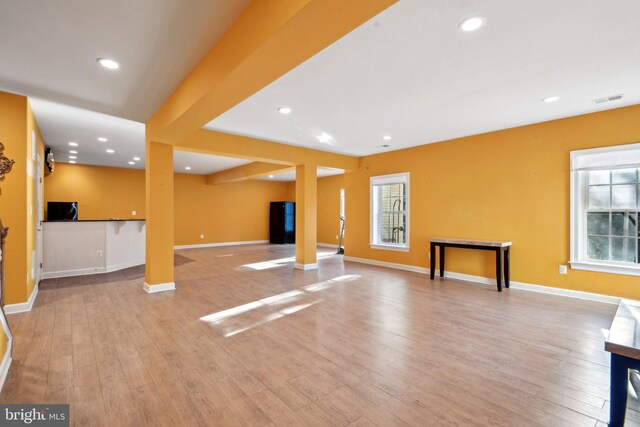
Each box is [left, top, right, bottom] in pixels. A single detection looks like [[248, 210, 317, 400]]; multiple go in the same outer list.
[[97, 250, 103, 257], [559, 264, 568, 275], [336, 234, 339, 240], [200, 234, 205, 240], [132, 210, 136, 216]]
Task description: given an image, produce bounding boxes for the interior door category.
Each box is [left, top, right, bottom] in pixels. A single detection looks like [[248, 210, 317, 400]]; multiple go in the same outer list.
[[36, 155, 43, 284]]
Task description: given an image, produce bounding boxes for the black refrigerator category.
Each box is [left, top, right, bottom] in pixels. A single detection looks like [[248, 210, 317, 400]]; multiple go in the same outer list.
[[270, 201, 295, 244]]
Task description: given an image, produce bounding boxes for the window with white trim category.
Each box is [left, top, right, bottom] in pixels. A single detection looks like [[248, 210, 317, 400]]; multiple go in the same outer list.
[[370, 173, 409, 251], [570, 143, 640, 276]]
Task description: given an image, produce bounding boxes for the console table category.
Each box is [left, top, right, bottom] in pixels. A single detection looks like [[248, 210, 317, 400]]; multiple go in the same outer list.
[[605, 299, 640, 427], [429, 238, 511, 292]]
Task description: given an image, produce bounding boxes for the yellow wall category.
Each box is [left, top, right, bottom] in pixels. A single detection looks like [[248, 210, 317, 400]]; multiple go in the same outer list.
[[174, 173, 291, 245], [0, 93, 43, 306], [344, 104, 640, 299], [44, 164, 145, 220], [0, 93, 45, 364], [44, 163, 292, 246], [0, 92, 28, 306], [317, 174, 344, 245]]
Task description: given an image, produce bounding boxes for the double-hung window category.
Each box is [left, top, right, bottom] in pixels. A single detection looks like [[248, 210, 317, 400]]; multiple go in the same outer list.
[[570, 143, 640, 276], [370, 172, 410, 252]]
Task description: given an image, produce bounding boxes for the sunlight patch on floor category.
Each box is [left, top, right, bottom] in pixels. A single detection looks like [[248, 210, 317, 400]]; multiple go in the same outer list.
[[242, 250, 337, 270], [200, 273, 360, 337]]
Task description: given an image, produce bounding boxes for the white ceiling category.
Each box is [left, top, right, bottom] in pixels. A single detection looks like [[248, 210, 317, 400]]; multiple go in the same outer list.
[[2, 0, 253, 174], [206, 0, 640, 156], [0, 0, 251, 122], [259, 167, 344, 182], [173, 151, 251, 175], [4, 0, 640, 171]]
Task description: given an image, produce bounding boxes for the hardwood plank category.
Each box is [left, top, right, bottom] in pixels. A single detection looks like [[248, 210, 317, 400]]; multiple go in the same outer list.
[[0, 244, 624, 426]]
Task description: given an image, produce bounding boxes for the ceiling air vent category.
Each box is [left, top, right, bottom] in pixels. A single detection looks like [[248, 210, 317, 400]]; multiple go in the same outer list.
[[592, 94, 624, 104]]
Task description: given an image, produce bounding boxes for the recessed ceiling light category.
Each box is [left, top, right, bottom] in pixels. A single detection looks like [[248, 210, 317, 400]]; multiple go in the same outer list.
[[98, 137, 108, 142], [69, 155, 77, 159], [68, 142, 78, 147], [383, 135, 392, 141], [128, 161, 135, 165], [459, 16, 485, 32], [542, 96, 560, 103], [133, 157, 141, 161], [185, 166, 191, 171], [69, 150, 78, 154], [316, 132, 334, 144], [97, 58, 120, 70], [278, 107, 292, 115], [269, 175, 274, 178], [69, 160, 76, 164], [106, 149, 115, 154]]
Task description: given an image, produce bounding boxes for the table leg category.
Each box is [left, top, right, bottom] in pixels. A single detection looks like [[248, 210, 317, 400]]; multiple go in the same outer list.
[[496, 248, 502, 292], [439, 245, 445, 278], [610, 353, 629, 427], [504, 247, 510, 288], [430, 243, 435, 280]]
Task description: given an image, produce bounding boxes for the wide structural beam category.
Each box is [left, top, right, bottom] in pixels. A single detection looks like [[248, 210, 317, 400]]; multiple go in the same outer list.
[[206, 162, 293, 185], [178, 129, 359, 171], [147, 0, 397, 145]]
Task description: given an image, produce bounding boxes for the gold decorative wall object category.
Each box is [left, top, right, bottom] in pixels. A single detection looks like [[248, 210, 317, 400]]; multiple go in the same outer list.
[[0, 142, 14, 182]]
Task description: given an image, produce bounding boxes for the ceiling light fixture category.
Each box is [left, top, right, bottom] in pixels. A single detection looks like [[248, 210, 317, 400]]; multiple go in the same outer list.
[[69, 155, 77, 159], [69, 150, 78, 154], [278, 106, 292, 115], [542, 96, 560, 103], [69, 160, 76, 164], [381, 144, 390, 148], [98, 137, 108, 142], [383, 135, 392, 141], [133, 157, 141, 161], [97, 58, 120, 70], [316, 132, 334, 144], [185, 166, 191, 171], [128, 161, 135, 165], [458, 16, 485, 32], [106, 149, 115, 153], [269, 175, 274, 178], [68, 142, 78, 147]]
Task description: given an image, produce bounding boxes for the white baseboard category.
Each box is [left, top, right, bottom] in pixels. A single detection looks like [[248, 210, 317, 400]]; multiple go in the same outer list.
[[43, 259, 144, 279], [0, 346, 12, 395], [105, 259, 144, 273], [4, 283, 39, 314], [143, 282, 176, 293], [317, 242, 339, 248], [43, 266, 104, 279], [343, 256, 428, 274], [343, 256, 620, 305], [295, 263, 318, 271], [175, 240, 269, 250]]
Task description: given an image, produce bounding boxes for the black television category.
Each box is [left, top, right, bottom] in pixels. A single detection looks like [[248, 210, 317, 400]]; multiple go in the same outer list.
[[47, 202, 78, 221]]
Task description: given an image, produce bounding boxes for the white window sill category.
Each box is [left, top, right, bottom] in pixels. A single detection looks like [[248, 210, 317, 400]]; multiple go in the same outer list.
[[570, 260, 640, 277], [370, 244, 410, 252]]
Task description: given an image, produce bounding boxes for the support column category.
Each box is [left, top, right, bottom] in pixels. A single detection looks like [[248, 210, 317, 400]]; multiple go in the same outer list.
[[295, 164, 317, 270], [144, 140, 175, 292]]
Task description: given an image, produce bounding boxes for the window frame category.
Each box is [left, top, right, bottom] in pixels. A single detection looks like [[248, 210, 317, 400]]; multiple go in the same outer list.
[[370, 172, 410, 252], [570, 143, 640, 276]]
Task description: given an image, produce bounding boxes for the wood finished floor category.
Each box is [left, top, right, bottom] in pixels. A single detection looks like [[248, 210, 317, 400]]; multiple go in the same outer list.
[[0, 244, 633, 426]]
